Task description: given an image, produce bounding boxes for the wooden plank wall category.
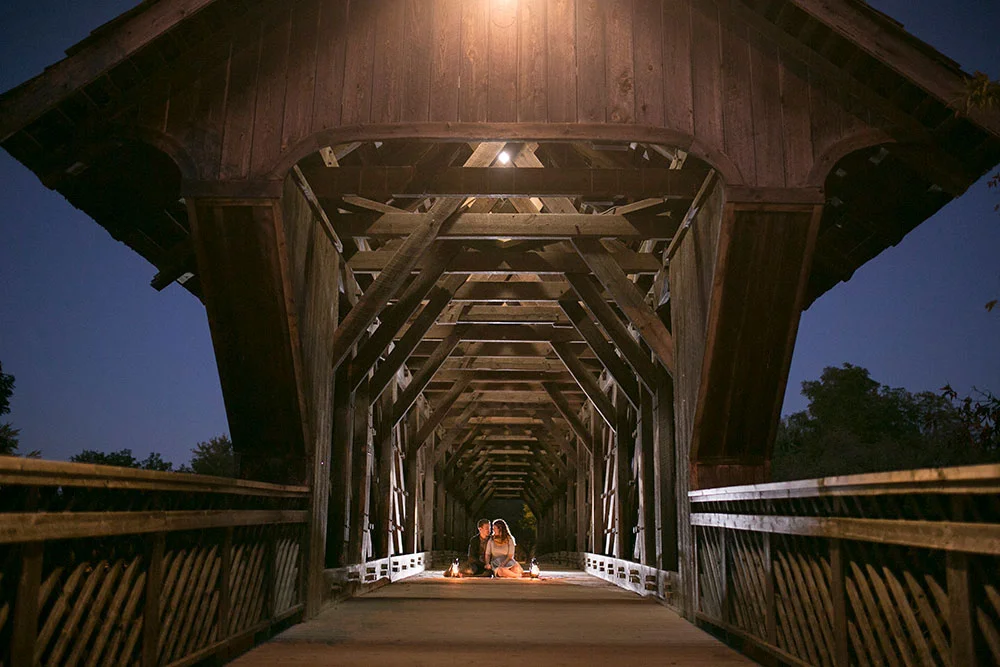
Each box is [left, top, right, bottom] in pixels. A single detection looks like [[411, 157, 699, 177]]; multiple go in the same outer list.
[[668, 176, 724, 617], [141, 0, 881, 187]]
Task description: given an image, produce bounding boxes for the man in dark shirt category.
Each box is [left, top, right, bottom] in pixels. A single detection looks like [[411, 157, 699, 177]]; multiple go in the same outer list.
[[459, 518, 492, 576]]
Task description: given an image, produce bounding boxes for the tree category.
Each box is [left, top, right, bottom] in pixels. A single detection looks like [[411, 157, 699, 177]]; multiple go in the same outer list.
[[965, 72, 1000, 312], [1, 360, 25, 456], [181, 434, 236, 477], [773, 364, 996, 481], [70, 448, 173, 471]]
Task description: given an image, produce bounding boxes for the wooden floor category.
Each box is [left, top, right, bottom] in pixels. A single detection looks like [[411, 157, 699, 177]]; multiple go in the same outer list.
[[231, 570, 755, 666]]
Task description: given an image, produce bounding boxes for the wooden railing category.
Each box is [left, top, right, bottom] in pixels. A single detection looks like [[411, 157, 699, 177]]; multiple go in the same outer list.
[[689, 464, 1000, 667], [0, 457, 309, 667]]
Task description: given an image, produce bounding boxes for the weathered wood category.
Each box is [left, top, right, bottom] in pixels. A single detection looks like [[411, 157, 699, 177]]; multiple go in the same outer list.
[[338, 212, 657, 240], [947, 550, 976, 666], [349, 245, 460, 390], [689, 513, 1000, 556], [614, 393, 631, 559], [12, 541, 43, 665], [550, 342, 616, 429], [410, 377, 471, 454], [566, 273, 659, 390], [0, 457, 309, 496], [559, 297, 640, 407], [640, 388, 657, 568], [141, 533, 165, 667], [572, 239, 674, 372], [366, 276, 467, 399], [349, 248, 661, 275], [305, 166, 707, 199], [391, 329, 465, 427], [330, 197, 462, 372], [541, 383, 593, 457]]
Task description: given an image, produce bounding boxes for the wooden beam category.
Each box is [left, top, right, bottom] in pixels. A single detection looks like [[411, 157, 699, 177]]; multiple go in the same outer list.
[[400, 323, 582, 343], [348, 248, 660, 274], [559, 298, 641, 408], [365, 274, 466, 399], [542, 384, 594, 456], [409, 377, 471, 455], [349, 244, 460, 389], [566, 272, 660, 391], [341, 212, 654, 239], [330, 197, 463, 371], [390, 328, 464, 426], [304, 166, 706, 200], [786, 0, 1000, 139], [0, 0, 220, 141], [550, 342, 616, 429], [451, 281, 573, 302], [572, 239, 674, 372]]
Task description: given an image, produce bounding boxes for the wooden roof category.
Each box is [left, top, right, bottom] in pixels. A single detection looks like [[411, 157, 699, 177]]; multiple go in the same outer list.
[[2, 0, 999, 501]]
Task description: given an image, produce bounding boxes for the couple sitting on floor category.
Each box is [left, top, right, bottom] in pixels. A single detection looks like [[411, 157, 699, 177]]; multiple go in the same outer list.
[[460, 518, 524, 578]]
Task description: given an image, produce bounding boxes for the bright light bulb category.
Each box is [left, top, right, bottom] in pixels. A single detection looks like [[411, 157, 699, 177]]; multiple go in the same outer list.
[[497, 151, 510, 165]]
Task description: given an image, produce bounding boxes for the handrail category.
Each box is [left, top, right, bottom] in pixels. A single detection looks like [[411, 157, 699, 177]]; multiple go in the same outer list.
[[0, 456, 310, 666], [0, 456, 309, 497], [688, 462, 1000, 502], [688, 464, 1000, 667]]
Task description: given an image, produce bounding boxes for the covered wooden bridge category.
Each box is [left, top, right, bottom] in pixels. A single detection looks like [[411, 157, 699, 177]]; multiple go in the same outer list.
[[2, 0, 999, 665]]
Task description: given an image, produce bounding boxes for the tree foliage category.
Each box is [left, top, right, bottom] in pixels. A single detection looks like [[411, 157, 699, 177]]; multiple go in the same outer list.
[[180, 434, 236, 477], [773, 364, 998, 481], [70, 448, 173, 471], [1, 361, 24, 456]]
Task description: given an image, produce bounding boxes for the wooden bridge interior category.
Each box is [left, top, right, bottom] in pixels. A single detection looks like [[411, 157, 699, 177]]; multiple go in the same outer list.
[[1, 0, 999, 665]]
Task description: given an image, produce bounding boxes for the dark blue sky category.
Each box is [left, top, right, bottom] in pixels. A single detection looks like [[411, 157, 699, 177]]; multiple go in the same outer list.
[[1, 0, 998, 466]]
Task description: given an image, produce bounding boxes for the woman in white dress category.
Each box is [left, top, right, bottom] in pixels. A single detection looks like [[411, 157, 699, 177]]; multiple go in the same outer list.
[[485, 518, 524, 578]]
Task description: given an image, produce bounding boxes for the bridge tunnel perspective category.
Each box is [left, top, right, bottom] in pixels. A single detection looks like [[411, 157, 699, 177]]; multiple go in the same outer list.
[[2, 0, 999, 664]]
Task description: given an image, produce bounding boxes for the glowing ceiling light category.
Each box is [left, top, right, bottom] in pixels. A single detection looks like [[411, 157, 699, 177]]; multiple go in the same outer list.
[[497, 151, 510, 165]]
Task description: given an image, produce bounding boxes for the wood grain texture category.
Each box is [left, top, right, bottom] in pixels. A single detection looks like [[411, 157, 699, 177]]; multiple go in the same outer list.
[[460, 0, 490, 123]]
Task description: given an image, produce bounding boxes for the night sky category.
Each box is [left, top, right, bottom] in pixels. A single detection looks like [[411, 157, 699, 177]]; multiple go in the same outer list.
[[1, 0, 997, 467]]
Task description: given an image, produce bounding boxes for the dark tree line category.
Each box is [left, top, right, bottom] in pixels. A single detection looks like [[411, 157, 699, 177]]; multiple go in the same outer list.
[[773, 363, 999, 481], [68, 434, 236, 477]]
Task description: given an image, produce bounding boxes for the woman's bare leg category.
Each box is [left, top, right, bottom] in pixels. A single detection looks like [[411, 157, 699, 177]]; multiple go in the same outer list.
[[495, 566, 517, 578]]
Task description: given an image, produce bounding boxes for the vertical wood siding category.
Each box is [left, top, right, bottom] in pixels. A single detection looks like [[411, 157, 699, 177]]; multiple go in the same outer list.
[[149, 0, 883, 187]]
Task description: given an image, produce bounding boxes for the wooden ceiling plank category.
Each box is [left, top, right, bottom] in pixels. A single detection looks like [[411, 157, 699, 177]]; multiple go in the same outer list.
[[354, 212, 647, 239], [348, 248, 661, 274]]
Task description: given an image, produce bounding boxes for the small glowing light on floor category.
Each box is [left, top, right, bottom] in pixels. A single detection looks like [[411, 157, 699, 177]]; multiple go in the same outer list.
[[530, 558, 540, 578], [497, 151, 510, 165]]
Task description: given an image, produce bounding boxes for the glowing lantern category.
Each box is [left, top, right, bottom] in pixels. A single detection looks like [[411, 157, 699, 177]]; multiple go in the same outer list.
[[529, 558, 540, 579]]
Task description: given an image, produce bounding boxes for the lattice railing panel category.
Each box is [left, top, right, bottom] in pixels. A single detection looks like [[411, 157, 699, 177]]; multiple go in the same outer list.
[[728, 530, 767, 641], [773, 536, 834, 667], [690, 464, 1000, 667], [696, 526, 724, 619], [159, 537, 220, 664], [0, 458, 309, 667]]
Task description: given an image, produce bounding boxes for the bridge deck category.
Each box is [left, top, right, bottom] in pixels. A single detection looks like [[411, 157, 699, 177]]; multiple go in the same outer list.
[[231, 570, 753, 666]]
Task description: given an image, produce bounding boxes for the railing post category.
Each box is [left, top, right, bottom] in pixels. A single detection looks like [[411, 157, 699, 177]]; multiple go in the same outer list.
[[947, 550, 975, 666], [12, 541, 43, 667], [830, 538, 848, 666], [720, 528, 729, 625], [219, 527, 233, 652], [142, 532, 165, 667], [764, 532, 776, 646]]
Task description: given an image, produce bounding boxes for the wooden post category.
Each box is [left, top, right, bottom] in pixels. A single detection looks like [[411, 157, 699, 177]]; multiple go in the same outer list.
[[435, 473, 447, 552], [349, 378, 373, 564], [12, 541, 43, 667], [829, 538, 848, 665], [219, 528, 233, 650], [655, 376, 677, 570], [404, 420, 419, 554], [640, 387, 657, 567], [423, 439, 436, 551], [720, 529, 729, 624], [142, 533, 165, 667], [328, 364, 354, 567], [576, 436, 588, 552], [614, 391, 631, 559], [948, 550, 976, 666], [591, 409, 604, 554]]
